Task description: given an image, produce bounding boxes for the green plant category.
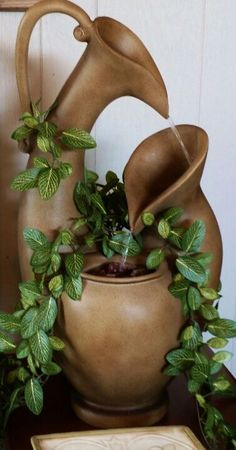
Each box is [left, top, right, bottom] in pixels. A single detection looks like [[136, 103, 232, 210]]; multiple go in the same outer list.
[[0, 103, 236, 450]]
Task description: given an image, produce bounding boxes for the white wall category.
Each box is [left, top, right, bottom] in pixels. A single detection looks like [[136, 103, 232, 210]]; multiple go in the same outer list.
[[0, 0, 236, 374]]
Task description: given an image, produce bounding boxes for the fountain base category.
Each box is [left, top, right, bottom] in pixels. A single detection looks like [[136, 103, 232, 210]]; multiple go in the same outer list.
[[71, 391, 168, 428]]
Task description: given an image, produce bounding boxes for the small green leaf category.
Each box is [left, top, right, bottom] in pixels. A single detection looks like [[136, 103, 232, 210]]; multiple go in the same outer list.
[[31, 247, 52, 267], [37, 121, 57, 138], [19, 281, 41, 300], [0, 330, 16, 352], [191, 364, 209, 383], [73, 217, 87, 231], [36, 135, 51, 152], [21, 307, 39, 339], [199, 287, 220, 301], [141, 211, 155, 226], [11, 168, 40, 191], [158, 219, 170, 239], [187, 286, 202, 310], [213, 378, 231, 392], [91, 192, 106, 214], [207, 319, 236, 338], [84, 168, 99, 183], [61, 128, 96, 149], [193, 252, 213, 267], [33, 156, 50, 168], [209, 360, 223, 375], [0, 311, 21, 333], [60, 229, 73, 245], [65, 252, 84, 278], [11, 125, 33, 141], [48, 275, 64, 298], [108, 232, 140, 256], [102, 237, 115, 259], [38, 168, 60, 200], [146, 248, 165, 270], [51, 253, 62, 272], [182, 220, 206, 253], [16, 340, 30, 359], [200, 304, 219, 321], [3, 387, 22, 428], [17, 367, 30, 382], [176, 256, 206, 283], [24, 378, 43, 415], [212, 351, 233, 363], [51, 142, 62, 158], [181, 325, 193, 340], [181, 322, 202, 350], [166, 348, 194, 370], [41, 362, 62, 375], [64, 276, 83, 300], [22, 113, 38, 128], [23, 228, 49, 250], [30, 330, 52, 364], [188, 379, 201, 393], [196, 394, 206, 409], [207, 337, 228, 349], [163, 365, 181, 376], [49, 336, 65, 351], [162, 207, 183, 224], [167, 227, 185, 249], [27, 354, 37, 375], [169, 280, 189, 300], [37, 297, 57, 332], [58, 162, 73, 179]]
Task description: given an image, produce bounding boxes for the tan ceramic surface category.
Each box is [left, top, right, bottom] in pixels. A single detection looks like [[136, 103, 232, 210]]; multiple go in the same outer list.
[[31, 426, 206, 450]]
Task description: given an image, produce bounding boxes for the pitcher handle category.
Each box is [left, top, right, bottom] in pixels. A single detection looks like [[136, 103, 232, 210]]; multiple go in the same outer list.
[[15, 0, 93, 113]]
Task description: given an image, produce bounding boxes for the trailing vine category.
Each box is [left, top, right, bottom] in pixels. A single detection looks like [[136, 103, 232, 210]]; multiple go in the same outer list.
[[0, 103, 236, 450]]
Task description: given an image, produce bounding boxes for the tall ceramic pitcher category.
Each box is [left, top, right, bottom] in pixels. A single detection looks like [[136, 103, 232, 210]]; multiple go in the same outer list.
[[15, 0, 169, 279]]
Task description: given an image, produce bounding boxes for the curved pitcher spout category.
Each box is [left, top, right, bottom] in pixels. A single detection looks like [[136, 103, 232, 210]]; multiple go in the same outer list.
[[16, 0, 169, 134]]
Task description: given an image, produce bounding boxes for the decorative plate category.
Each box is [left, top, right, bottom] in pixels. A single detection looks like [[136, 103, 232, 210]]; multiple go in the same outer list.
[[31, 426, 206, 450]]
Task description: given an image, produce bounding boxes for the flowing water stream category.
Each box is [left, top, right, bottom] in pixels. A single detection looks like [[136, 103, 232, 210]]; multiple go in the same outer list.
[[168, 116, 191, 165]]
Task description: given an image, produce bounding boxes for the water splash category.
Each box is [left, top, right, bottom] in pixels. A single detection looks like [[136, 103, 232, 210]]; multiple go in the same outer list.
[[168, 116, 191, 165], [120, 229, 133, 268]]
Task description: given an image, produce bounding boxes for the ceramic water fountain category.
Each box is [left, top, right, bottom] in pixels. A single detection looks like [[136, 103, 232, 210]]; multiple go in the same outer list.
[[13, 0, 223, 430]]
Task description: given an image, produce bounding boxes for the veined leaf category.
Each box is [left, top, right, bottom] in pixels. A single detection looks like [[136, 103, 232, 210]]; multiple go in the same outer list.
[[60, 229, 73, 245], [196, 393, 206, 409], [102, 237, 114, 259], [61, 128, 96, 149], [182, 220, 206, 253], [16, 340, 30, 359], [141, 211, 155, 226], [108, 232, 141, 256], [146, 248, 165, 270], [31, 247, 52, 267], [19, 280, 41, 300], [169, 280, 189, 300], [167, 227, 185, 249], [181, 322, 202, 350], [64, 276, 83, 300], [49, 336, 65, 351], [162, 207, 183, 224], [3, 387, 22, 428], [200, 304, 219, 321], [0, 311, 21, 333], [65, 252, 84, 278], [193, 252, 213, 267], [38, 168, 60, 200], [36, 135, 51, 153], [163, 365, 181, 376], [37, 297, 57, 332], [11, 168, 40, 191], [191, 363, 209, 383], [30, 330, 52, 364], [21, 307, 39, 339], [84, 168, 99, 184], [176, 256, 206, 283], [23, 228, 49, 251], [11, 125, 33, 141], [212, 351, 233, 363], [207, 319, 236, 338], [0, 330, 16, 352], [24, 378, 43, 415], [91, 192, 106, 214], [213, 378, 231, 392], [188, 379, 201, 393], [187, 286, 202, 310], [37, 121, 57, 138], [166, 348, 195, 370], [48, 275, 64, 298], [157, 219, 170, 239], [41, 362, 62, 376], [199, 287, 220, 301], [58, 162, 73, 179], [207, 337, 228, 349], [17, 367, 30, 383], [22, 114, 38, 129]]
